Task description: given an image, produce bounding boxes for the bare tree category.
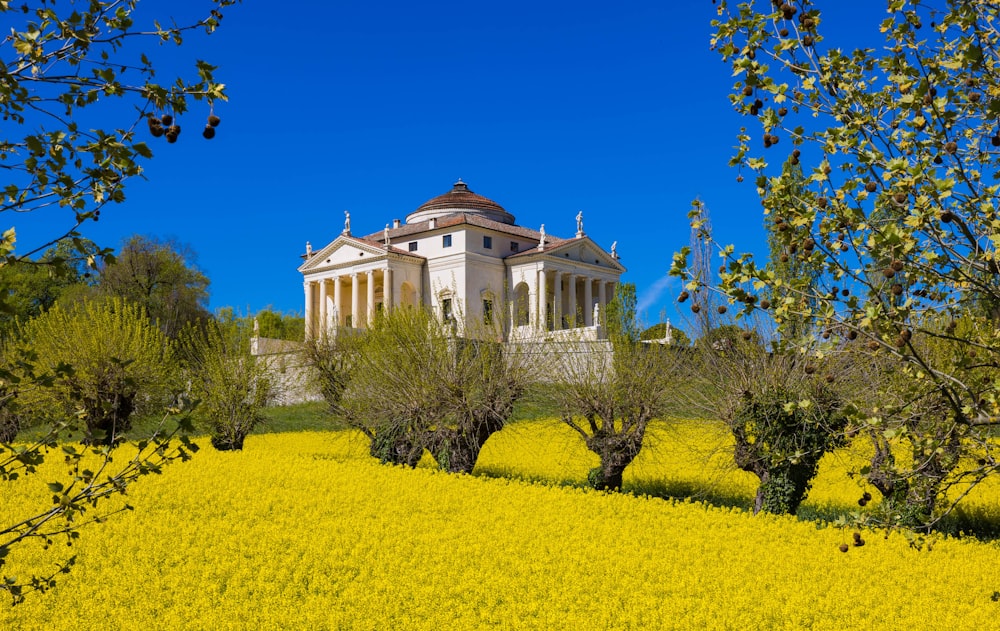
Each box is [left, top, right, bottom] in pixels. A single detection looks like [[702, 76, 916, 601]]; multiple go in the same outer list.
[[550, 283, 684, 491], [340, 305, 534, 473]]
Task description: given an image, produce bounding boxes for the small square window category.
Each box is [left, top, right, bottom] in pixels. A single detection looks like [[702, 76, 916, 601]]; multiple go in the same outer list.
[[483, 235, 493, 249], [511, 241, 519, 252], [443, 234, 452, 248], [408, 241, 418, 252]]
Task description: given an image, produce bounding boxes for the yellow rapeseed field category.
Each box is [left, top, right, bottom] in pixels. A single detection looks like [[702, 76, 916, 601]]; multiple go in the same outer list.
[[0, 422, 998, 630]]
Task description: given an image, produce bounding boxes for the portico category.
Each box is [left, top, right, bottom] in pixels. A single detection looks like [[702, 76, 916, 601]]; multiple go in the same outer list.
[[300, 180, 624, 341]]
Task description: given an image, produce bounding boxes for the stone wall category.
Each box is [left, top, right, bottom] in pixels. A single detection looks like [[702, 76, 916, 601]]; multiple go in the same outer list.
[[251, 337, 321, 406]]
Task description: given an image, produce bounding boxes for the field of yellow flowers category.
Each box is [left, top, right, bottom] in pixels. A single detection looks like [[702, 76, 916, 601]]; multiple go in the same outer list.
[[1, 421, 999, 630]]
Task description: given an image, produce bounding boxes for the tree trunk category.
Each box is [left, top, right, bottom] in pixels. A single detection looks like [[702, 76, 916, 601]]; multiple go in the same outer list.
[[586, 434, 643, 491], [82, 391, 135, 446], [867, 430, 961, 530], [211, 431, 246, 451], [369, 428, 423, 467], [426, 410, 507, 474], [754, 463, 818, 515], [0, 408, 20, 443]]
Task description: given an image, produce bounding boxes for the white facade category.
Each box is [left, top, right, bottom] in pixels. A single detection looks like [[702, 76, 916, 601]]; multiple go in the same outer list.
[[298, 180, 625, 341]]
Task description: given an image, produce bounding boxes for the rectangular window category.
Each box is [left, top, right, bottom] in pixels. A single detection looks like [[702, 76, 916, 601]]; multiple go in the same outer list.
[[408, 241, 418, 252], [442, 234, 452, 248], [483, 235, 493, 249], [510, 241, 519, 252], [483, 299, 493, 326], [442, 298, 454, 322]]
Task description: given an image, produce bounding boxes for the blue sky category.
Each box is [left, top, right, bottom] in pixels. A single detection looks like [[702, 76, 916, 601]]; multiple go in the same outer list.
[[12, 1, 880, 333]]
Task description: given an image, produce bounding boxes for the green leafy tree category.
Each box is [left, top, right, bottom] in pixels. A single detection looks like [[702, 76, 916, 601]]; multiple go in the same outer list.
[[97, 236, 211, 339], [639, 322, 691, 347], [673, 0, 1000, 530], [0, 239, 99, 340], [0, 295, 196, 601], [13, 297, 178, 445], [553, 283, 684, 491], [0, 0, 234, 601], [255, 308, 306, 342], [764, 156, 820, 343], [181, 317, 275, 451], [0, 1, 234, 273]]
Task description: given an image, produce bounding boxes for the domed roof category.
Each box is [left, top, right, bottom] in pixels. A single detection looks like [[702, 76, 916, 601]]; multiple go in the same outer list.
[[406, 180, 515, 225]]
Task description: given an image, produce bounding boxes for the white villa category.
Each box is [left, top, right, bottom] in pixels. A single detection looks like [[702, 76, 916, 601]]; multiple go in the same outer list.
[[298, 180, 625, 341]]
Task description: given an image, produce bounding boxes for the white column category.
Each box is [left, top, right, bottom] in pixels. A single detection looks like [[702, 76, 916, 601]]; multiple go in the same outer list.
[[567, 274, 577, 328], [597, 280, 607, 327], [553, 271, 563, 330], [351, 273, 360, 328], [303, 281, 314, 341], [537, 268, 547, 331], [384, 268, 393, 313], [366, 270, 375, 327], [318, 279, 328, 339], [583, 277, 593, 327], [333, 275, 342, 327]]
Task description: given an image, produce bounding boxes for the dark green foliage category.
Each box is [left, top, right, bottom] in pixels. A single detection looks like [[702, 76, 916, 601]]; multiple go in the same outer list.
[[97, 236, 211, 339], [639, 322, 690, 347], [254, 309, 305, 342], [732, 383, 847, 515], [0, 240, 99, 341]]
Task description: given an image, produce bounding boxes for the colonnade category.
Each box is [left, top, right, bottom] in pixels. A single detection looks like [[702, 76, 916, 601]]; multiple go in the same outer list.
[[536, 268, 615, 332], [303, 268, 394, 339]]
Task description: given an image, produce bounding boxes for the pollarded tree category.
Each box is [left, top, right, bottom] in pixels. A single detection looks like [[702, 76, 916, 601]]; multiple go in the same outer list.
[[552, 283, 684, 491], [342, 305, 533, 473], [302, 328, 361, 426], [686, 323, 852, 515], [340, 307, 448, 467], [422, 331, 532, 474], [180, 317, 275, 451], [672, 0, 1000, 530], [13, 297, 178, 445]]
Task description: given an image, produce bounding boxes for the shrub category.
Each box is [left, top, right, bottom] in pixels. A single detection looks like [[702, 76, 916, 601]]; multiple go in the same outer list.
[[181, 319, 276, 451], [13, 297, 177, 445]]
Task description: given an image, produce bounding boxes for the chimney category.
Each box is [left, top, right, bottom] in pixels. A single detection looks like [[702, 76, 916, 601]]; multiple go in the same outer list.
[[429, 218, 437, 229], [393, 219, 401, 228]]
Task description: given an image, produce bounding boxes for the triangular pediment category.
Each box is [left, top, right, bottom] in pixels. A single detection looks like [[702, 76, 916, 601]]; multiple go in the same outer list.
[[298, 236, 389, 273], [520, 237, 625, 272]]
